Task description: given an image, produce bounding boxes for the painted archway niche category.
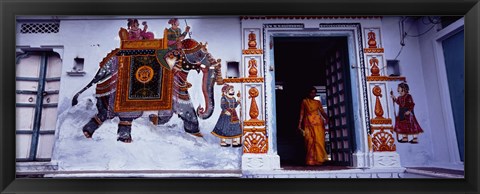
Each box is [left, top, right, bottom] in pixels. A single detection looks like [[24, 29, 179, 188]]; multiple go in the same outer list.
[[237, 17, 405, 173]]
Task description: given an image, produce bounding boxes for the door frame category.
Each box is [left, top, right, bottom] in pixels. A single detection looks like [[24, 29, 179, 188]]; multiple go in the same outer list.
[[432, 18, 464, 165], [263, 23, 371, 167]]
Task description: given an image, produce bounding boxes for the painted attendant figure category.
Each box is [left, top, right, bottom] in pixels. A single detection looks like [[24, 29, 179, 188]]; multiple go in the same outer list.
[[390, 82, 424, 144], [167, 18, 191, 50], [211, 84, 242, 147]]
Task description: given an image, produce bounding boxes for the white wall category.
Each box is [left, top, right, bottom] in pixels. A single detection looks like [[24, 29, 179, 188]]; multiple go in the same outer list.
[[382, 17, 433, 167], [381, 16, 464, 168], [415, 17, 464, 169]]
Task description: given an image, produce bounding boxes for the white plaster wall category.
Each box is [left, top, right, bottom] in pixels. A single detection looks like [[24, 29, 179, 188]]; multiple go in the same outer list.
[[415, 17, 464, 169], [382, 17, 436, 167]]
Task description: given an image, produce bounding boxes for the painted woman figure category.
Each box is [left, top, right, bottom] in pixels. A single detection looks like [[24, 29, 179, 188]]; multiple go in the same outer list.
[[127, 19, 154, 40], [211, 84, 242, 147], [390, 82, 423, 144], [167, 18, 190, 49], [298, 87, 329, 166]]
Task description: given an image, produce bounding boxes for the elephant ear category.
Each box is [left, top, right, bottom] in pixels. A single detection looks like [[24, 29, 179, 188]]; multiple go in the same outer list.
[[156, 49, 173, 70]]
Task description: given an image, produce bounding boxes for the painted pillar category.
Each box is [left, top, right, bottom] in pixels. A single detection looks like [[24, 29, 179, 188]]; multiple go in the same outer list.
[[234, 20, 280, 171], [363, 27, 403, 168]]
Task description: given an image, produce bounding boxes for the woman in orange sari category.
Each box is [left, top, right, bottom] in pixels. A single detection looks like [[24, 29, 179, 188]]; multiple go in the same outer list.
[[298, 87, 329, 166]]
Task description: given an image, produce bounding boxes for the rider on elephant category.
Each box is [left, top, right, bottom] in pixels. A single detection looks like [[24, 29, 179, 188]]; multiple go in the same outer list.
[[167, 18, 190, 50]]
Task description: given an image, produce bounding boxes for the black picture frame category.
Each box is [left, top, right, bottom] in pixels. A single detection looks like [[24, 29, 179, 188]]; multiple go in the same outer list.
[[1, 0, 479, 193]]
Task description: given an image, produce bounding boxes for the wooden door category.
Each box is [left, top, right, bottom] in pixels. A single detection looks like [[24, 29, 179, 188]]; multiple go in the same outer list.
[[325, 46, 355, 166], [16, 51, 62, 161]]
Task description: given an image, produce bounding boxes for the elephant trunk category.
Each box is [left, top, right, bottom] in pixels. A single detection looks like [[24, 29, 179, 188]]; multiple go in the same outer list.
[[196, 66, 217, 119]]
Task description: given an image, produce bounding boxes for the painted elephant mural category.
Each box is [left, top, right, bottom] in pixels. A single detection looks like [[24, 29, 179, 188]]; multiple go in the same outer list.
[[71, 27, 224, 143]]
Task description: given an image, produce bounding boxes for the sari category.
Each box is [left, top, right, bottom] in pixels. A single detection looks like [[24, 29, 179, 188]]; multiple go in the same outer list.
[[300, 98, 328, 165]]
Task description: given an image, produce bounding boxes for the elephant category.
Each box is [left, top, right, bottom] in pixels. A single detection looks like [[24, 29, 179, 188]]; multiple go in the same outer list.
[[71, 33, 223, 143]]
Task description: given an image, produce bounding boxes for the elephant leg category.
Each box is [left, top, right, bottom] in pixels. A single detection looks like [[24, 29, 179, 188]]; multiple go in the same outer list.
[[177, 103, 201, 136], [117, 119, 134, 143], [82, 97, 108, 138], [149, 110, 173, 125], [82, 116, 102, 138]]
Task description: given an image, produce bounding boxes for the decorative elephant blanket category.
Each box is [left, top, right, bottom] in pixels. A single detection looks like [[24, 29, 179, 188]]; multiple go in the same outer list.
[[95, 40, 174, 112], [115, 52, 173, 112]]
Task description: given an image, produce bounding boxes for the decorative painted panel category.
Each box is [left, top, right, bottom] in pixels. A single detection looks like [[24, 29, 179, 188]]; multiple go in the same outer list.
[[242, 50, 264, 55], [243, 84, 264, 121], [365, 54, 386, 77], [243, 56, 263, 78], [371, 126, 396, 151], [223, 77, 265, 83], [244, 120, 265, 126], [243, 127, 268, 153], [363, 27, 384, 53], [368, 83, 392, 124], [243, 28, 261, 50], [366, 76, 406, 82]]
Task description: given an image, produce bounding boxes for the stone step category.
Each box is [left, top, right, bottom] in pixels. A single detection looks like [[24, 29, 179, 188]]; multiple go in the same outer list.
[[44, 169, 243, 178], [405, 167, 464, 178]]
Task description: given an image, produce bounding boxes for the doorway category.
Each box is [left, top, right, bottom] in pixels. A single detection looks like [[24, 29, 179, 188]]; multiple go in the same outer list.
[[16, 50, 62, 162], [441, 29, 464, 162], [274, 36, 355, 168]]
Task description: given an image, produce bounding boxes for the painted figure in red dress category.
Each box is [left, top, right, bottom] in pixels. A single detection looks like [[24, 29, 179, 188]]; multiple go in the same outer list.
[[390, 82, 424, 144]]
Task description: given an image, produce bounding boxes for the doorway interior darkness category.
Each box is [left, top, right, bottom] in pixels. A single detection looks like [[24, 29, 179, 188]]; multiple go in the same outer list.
[[274, 36, 350, 167]]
